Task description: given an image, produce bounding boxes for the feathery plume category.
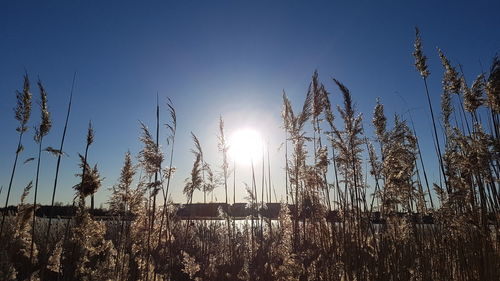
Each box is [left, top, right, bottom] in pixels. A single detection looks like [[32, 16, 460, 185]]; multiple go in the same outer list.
[[20, 181, 33, 204], [486, 55, 500, 113], [109, 151, 136, 213], [87, 121, 94, 146], [166, 97, 177, 142], [218, 116, 229, 204], [438, 48, 461, 94], [191, 132, 203, 158], [14, 74, 32, 133], [46, 240, 63, 273], [281, 91, 294, 132], [463, 74, 485, 113], [323, 87, 335, 128], [297, 87, 313, 131], [34, 80, 52, 142], [73, 154, 103, 198], [0, 74, 33, 240], [413, 27, 430, 78], [441, 89, 452, 131], [311, 70, 326, 119], [138, 122, 163, 176], [202, 162, 215, 195], [184, 152, 202, 203], [181, 251, 200, 279], [373, 97, 387, 141]]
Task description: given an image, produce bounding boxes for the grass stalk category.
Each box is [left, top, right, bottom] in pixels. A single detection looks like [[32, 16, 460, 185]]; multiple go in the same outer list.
[[0, 74, 32, 240], [45, 73, 75, 242]]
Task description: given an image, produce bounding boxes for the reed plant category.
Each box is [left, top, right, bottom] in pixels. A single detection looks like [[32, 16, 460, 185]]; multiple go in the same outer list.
[[1, 29, 499, 280], [0, 74, 32, 239], [30, 79, 52, 263]]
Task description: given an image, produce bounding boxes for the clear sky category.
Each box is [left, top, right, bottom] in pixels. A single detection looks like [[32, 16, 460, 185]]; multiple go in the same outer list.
[[1, 0, 499, 207]]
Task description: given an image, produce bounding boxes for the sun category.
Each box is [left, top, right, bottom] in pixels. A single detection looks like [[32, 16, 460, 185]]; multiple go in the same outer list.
[[228, 129, 263, 165]]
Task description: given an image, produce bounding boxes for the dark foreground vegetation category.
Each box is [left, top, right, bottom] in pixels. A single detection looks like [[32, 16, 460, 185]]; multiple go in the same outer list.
[[1, 203, 446, 223], [1, 29, 499, 280]]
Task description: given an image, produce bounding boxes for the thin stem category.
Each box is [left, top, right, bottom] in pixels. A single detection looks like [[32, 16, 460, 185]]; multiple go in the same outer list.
[[423, 77, 449, 194], [46, 72, 75, 242], [30, 138, 43, 263], [0, 131, 24, 239]]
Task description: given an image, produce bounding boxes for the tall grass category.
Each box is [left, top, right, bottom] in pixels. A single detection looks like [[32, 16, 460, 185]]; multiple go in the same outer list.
[[45, 73, 75, 245], [0, 74, 32, 239], [30, 79, 52, 263], [0, 30, 499, 281]]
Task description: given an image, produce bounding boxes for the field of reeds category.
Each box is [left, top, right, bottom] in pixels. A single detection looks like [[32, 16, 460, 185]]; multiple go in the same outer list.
[[0, 29, 499, 281]]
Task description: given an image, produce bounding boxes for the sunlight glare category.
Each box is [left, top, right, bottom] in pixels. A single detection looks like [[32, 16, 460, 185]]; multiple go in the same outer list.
[[228, 129, 263, 165]]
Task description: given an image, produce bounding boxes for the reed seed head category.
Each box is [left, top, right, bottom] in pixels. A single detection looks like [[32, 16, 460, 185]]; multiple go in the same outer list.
[[464, 74, 485, 112], [486, 55, 500, 113], [14, 74, 32, 133], [87, 121, 94, 146], [34, 80, 51, 142], [74, 154, 102, 197], [138, 122, 163, 176], [413, 27, 430, 79], [373, 97, 387, 141], [438, 48, 461, 94]]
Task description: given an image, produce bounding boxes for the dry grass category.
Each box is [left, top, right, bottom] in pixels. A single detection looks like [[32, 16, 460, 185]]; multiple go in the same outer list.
[[0, 30, 499, 281]]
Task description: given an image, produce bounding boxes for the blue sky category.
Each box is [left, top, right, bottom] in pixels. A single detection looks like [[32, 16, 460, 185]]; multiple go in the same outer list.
[[1, 0, 499, 206]]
